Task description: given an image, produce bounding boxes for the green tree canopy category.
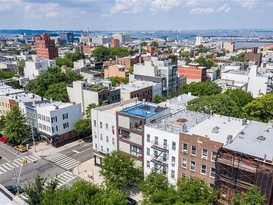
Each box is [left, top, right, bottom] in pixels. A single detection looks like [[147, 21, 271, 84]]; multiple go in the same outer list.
[[230, 52, 245, 62], [74, 119, 91, 138], [232, 186, 266, 205], [0, 115, 6, 131], [108, 76, 129, 87], [179, 82, 222, 97], [16, 59, 25, 76], [187, 94, 241, 117], [180, 51, 191, 58], [100, 151, 143, 189], [196, 45, 210, 54], [242, 94, 273, 122], [25, 66, 83, 98], [0, 70, 14, 80], [110, 47, 129, 57], [194, 56, 217, 68], [150, 41, 159, 48], [3, 106, 31, 145], [41, 181, 127, 205], [44, 82, 69, 102], [140, 42, 148, 47], [176, 177, 218, 205], [55, 52, 85, 68], [224, 88, 253, 109], [153, 95, 167, 103], [91, 46, 129, 62], [86, 103, 99, 119]]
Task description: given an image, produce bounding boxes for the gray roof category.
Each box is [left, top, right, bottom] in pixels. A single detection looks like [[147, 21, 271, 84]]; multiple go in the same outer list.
[[224, 121, 273, 161]]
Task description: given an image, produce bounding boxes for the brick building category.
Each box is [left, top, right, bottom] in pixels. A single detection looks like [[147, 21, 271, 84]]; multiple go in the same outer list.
[[35, 33, 58, 59], [245, 47, 262, 66], [177, 63, 208, 83]]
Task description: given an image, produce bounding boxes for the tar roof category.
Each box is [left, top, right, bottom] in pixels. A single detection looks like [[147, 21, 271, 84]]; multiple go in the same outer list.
[[224, 121, 273, 161]]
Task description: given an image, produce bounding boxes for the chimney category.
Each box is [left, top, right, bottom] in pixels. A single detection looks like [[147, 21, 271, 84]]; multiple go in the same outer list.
[[264, 154, 267, 161], [242, 118, 247, 126], [180, 124, 187, 133], [226, 135, 233, 144]]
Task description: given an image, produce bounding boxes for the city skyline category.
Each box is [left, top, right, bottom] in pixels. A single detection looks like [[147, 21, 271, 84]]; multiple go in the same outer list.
[[0, 0, 273, 30]]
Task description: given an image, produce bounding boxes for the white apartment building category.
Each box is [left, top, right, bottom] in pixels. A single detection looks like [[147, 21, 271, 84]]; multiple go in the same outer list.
[[91, 36, 112, 46], [195, 36, 203, 46], [132, 56, 179, 96], [35, 101, 81, 145], [112, 33, 131, 44], [91, 98, 138, 166], [24, 58, 56, 80], [221, 65, 273, 97]]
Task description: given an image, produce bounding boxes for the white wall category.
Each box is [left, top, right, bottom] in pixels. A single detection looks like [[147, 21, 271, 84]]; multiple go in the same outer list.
[[144, 126, 180, 185], [91, 109, 117, 154]]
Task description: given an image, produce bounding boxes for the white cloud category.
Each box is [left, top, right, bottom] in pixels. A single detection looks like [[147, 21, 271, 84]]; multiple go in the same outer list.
[[150, 0, 181, 12], [235, 0, 263, 9], [110, 0, 143, 14], [190, 4, 230, 14], [46, 11, 60, 18]]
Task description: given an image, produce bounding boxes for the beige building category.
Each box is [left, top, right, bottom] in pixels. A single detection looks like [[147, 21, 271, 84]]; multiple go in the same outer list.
[[223, 41, 235, 53], [104, 65, 129, 78]]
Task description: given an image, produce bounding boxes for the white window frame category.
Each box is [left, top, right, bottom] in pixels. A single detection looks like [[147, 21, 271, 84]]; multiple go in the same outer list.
[[201, 164, 207, 175], [190, 161, 195, 171], [191, 145, 197, 156], [181, 158, 187, 168]]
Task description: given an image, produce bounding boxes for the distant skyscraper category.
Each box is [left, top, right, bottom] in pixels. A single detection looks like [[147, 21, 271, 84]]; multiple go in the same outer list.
[[59, 32, 74, 43], [35, 33, 58, 59], [195, 36, 203, 46]]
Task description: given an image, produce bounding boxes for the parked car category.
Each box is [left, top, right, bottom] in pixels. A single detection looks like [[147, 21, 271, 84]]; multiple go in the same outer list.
[[5, 185, 23, 195], [126, 197, 137, 205], [0, 136, 8, 143]]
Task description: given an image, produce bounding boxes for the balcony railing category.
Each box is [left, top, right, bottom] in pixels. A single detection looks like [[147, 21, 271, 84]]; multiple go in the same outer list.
[[151, 140, 169, 152]]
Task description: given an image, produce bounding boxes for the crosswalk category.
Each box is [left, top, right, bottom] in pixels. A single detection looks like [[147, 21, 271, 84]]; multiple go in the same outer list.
[[44, 171, 76, 188], [0, 154, 40, 175], [44, 153, 78, 171]]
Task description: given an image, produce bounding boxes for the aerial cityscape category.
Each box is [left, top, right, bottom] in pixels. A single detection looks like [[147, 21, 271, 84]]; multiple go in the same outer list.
[[0, 0, 273, 205]]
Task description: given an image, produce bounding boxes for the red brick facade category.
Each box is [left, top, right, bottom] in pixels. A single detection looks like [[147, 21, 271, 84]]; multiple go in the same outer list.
[[35, 33, 58, 59]]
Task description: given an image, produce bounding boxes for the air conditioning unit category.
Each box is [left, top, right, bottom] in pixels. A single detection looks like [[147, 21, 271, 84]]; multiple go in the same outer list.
[[202, 156, 207, 160], [183, 150, 187, 154], [163, 144, 167, 149], [171, 161, 175, 166]]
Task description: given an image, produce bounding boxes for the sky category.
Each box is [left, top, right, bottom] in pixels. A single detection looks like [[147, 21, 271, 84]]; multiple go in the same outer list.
[[0, 0, 273, 31]]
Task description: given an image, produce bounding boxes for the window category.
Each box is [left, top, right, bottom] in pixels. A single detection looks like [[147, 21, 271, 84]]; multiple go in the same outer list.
[[155, 136, 158, 145], [56, 126, 58, 131], [172, 142, 176, 150], [52, 127, 54, 133], [107, 148, 109, 153], [190, 161, 196, 171], [202, 149, 208, 159], [62, 113, 68, 120], [112, 138, 115, 145], [130, 145, 142, 155], [154, 150, 158, 157], [100, 122, 102, 128], [147, 161, 150, 168], [182, 158, 187, 168], [100, 134, 103, 141], [163, 166, 167, 175], [147, 134, 150, 142], [163, 153, 167, 162], [210, 168, 216, 178], [101, 146, 103, 152], [95, 143, 97, 149], [211, 152, 217, 161], [94, 132, 97, 138], [181, 173, 186, 177], [63, 122, 69, 129], [191, 145, 196, 155], [182, 143, 187, 152], [106, 136, 109, 143], [105, 123, 108, 130], [164, 139, 167, 147], [112, 126, 115, 134], [147, 148, 150, 156], [201, 165, 207, 175], [171, 170, 175, 178], [94, 120, 96, 127], [171, 156, 175, 164]]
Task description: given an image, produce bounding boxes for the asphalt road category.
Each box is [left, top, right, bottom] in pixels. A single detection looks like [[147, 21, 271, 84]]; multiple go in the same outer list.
[[0, 141, 93, 192]]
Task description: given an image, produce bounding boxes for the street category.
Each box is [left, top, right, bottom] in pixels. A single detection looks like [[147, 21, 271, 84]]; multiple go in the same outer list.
[[0, 140, 94, 193]]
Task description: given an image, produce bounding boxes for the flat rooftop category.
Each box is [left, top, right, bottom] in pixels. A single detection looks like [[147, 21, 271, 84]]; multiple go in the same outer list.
[[224, 121, 273, 161], [146, 110, 208, 135], [118, 81, 156, 93], [31, 101, 78, 112], [187, 115, 247, 144], [5, 93, 42, 102], [120, 102, 167, 119]]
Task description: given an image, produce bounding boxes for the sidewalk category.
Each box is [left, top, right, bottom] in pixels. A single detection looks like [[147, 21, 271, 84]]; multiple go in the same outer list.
[[28, 140, 85, 157]]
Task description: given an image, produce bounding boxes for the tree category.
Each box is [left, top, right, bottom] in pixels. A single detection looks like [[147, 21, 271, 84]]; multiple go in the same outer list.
[[0, 115, 6, 131], [44, 82, 69, 102], [41, 181, 127, 205], [242, 94, 273, 122], [0, 70, 14, 80], [65, 70, 83, 84], [176, 177, 218, 204], [86, 103, 99, 119], [180, 51, 191, 58], [110, 47, 129, 57], [232, 186, 266, 205], [187, 94, 241, 117], [153, 95, 167, 103], [75, 119, 91, 138], [3, 106, 31, 145], [55, 57, 73, 67], [91, 46, 111, 62], [194, 56, 217, 68], [230, 52, 245, 62], [55, 52, 85, 68], [224, 88, 253, 109], [16, 59, 25, 76], [24, 174, 59, 205], [100, 151, 143, 189], [150, 41, 159, 48], [108, 76, 129, 87], [140, 42, 148, 47], [178, 82, 222, 97], [196, 45, 210, 54]]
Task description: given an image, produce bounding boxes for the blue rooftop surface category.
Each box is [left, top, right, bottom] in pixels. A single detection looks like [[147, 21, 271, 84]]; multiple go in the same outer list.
[[121, 103, 166, 118]]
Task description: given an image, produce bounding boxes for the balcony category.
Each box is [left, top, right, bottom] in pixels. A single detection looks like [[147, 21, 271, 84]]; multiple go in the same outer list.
[[151, 154, 168, 165], [151, 140, 169, 152]]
